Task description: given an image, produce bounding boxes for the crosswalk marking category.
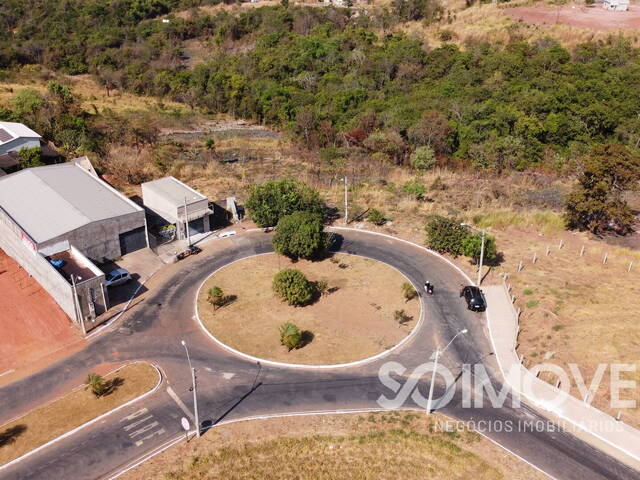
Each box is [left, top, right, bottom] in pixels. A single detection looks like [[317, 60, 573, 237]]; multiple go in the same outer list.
[[121, 408, 149, 422], [134, 428, 166, 447], [123, 415, 154, 432], [128, 421, 159, 438]]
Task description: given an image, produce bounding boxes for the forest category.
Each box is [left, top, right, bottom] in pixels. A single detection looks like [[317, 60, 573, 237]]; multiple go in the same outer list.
[[1, 0, 640, 173]]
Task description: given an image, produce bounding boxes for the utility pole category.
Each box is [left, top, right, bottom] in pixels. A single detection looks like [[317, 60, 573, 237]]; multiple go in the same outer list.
[[184, 196, 191, 247], [426, 329, 467, 415], [181, 340, 200, 437], [342, 176, 348, 225]]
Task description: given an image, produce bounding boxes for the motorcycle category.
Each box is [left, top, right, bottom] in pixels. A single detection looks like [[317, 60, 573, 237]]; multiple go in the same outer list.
[[177, 244, 202, 261]]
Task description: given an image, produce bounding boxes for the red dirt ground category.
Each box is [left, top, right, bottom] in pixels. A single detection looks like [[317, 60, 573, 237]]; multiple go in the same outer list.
[[0, 249, 83, 377], [508, 3, 640, 31]]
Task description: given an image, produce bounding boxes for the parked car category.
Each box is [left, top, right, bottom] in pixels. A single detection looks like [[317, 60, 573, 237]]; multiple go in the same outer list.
[[460, 286, 486, 312], [104, 268, 132, 288]]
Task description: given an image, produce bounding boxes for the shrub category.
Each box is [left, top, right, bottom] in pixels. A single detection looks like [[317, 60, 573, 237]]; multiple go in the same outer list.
[[367, 208, 387, 226], [316, 279, 329, 296], [401, 282, 417, 302], [207, 286, 225, 310], [394, 310, 411, 325], [85, 373, 107, 397], [410, 146, 436, 171], [280, 322, 302, 351], [402, 180, 427, 200], [272, 211, 328, 260], [461, 233, 498, 264], [272, 269, 314, 306], [425, 216, 468, 257], [17, 147, 43, 169], [245, 179, 324, 227]]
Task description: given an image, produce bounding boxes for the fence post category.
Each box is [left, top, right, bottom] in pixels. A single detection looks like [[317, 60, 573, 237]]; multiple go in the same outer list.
[[603, 252, 608, 264], [517, 260, 523, 272], [628, 261, 633, 272], [546, 245, 550, 256], [580, 245, 585, 257], [532, 252, 537, 264], [558, 239, 564, 249]]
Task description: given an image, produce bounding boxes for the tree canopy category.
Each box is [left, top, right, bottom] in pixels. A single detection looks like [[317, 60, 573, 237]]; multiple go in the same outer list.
[[246, 179, 324, 227], [273, 210, 328, 260]]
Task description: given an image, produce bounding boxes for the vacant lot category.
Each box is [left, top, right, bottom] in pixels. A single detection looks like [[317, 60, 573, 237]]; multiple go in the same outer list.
[[121, 411, 547, 480], [508, 4, 640, 32], [0, 362, 159, 466], [198, 253, 420, 364]]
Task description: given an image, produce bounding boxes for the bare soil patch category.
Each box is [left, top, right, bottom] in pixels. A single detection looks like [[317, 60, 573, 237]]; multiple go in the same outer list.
[[198, 253, 420, 365], [120, 411, 547, 480], [508, 4, 640, 32], [0, 362, 159, 466]]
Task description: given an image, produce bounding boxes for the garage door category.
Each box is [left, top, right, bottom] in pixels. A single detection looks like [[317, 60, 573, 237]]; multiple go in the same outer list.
[[119, 226, 147, 255], [188, 218, 205, 236]]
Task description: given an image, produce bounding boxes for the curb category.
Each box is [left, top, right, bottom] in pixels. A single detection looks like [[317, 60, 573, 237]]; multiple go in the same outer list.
[[0, 362, 163, 472], [193, 248, 426, 370]]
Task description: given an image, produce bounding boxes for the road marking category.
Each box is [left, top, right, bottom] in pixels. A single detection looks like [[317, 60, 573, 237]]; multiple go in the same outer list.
[[222, 372, 235, 379], [134, 428, 166, 447], [121, 408, 149, 423], [128, 421, 159, 438], [0, 369, 15, 378], [123, 415, 154, 432], [166, 386, 194, 421]]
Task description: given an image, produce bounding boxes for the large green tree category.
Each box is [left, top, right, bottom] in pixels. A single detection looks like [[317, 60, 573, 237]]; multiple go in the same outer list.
[[565, 144, 640, 234], [272, 211, 328, 260], [245, 179, 324, 227]]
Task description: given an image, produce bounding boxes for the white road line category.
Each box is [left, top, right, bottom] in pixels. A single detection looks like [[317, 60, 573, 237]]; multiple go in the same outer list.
[[134, 428, 166, 447], [166, 386, 194, 421], [0, 369, 15, 378], [123, 415, 154, 432], [222, 372, 235, 379], [128, 421, 159, 438], [120, 408, 149, 423]]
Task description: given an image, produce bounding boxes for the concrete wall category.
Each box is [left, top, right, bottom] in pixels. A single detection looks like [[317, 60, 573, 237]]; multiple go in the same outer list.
[[38, 210, 146, 263], [0, 138, 40, 155], [0, 206, 77, 322]]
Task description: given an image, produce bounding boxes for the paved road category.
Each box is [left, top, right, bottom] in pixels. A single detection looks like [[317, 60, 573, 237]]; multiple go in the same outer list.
[[0, 230, 638, 480]]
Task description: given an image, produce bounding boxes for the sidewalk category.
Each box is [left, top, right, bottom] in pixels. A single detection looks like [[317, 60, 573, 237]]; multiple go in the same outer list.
[[484, 284, 640, 470]]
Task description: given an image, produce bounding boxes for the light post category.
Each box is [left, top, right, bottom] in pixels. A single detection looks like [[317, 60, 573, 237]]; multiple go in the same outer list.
[[461, 222, 486, 286], [181, 340, 200, 437], [426, 329, 467, 415], [340, 176, 348, 225]]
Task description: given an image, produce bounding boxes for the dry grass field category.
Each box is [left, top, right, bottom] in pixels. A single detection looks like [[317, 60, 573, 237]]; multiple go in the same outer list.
[[198, 253, 420, 364], [0, 362, 159, 466], [120, 411, 548, 480]]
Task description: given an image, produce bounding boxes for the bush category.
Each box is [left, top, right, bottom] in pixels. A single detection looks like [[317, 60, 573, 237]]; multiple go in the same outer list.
[[279, 322, 302, 351], [272, 211, 328, 260], [410, 146, 436, 171], [367, 208, 387, 226], [401, 282, 417, 302], [402, 180, 427, 200], [425, 216, 469, 257], [272, 269, 314, 306], [17, 147, 43, 169], [245, 179, 324, 227], [461, 233, 497, 264], [207, 286, 225, 310]]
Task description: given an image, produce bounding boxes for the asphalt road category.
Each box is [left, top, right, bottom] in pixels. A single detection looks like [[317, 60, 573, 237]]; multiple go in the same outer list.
[[0, 229, 638, 480]]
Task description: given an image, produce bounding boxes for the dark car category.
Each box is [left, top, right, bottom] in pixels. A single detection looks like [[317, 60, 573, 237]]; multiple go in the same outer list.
[[461, 286, 486, 312]]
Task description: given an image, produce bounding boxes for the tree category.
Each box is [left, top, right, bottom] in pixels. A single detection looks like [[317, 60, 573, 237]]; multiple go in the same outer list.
[[272, 269, 314, 306], [85, 373, 107, 397], [425, 216, 469, 257], [410, 146, 436, 171], [272, 211, 328, 260], [245, 179, 324, 227], [17, 147, 43, 169], [367, 208, 387, 226], [207, 286, 225, 310], [279, 322, 302, 351], [565, 144, 640, 234], [462, 233, 498, 264], [408, 110, 451, 154], [401, 282, 417, 302]]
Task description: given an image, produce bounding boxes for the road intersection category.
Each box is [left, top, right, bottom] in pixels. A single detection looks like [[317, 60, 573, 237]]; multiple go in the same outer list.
[[0, 229, 638, 480]]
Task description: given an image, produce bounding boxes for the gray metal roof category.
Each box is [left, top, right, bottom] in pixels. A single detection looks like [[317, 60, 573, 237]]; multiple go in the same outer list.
[[0, 163, 142, 244], [0, 122, 41, 145], [142, 176, 206, 207]]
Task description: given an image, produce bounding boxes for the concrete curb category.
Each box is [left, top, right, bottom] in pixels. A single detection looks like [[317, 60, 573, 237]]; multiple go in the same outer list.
[[194, 249, 425, 370], [0, 362, 163, 472]]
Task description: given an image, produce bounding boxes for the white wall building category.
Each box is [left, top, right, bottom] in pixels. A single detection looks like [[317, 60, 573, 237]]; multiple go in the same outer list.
[[0, 122, 42, 155]]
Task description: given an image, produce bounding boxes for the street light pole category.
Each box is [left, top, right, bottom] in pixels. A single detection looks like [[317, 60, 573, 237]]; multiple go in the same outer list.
[[461, 222, 486, 286], [425, 329, 467, 415], [181, 340, 200, 437]]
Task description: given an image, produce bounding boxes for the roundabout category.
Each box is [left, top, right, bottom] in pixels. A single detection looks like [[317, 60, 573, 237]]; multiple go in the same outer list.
[[195, 252, 422, 367]]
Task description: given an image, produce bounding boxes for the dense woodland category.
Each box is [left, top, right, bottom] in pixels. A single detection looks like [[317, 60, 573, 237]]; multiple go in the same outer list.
[[1, 0, 640, 173]]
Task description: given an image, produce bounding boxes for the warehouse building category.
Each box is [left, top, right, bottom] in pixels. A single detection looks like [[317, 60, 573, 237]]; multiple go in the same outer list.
[[0, 162, 148, 333], [142, 176, 212, 241]]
